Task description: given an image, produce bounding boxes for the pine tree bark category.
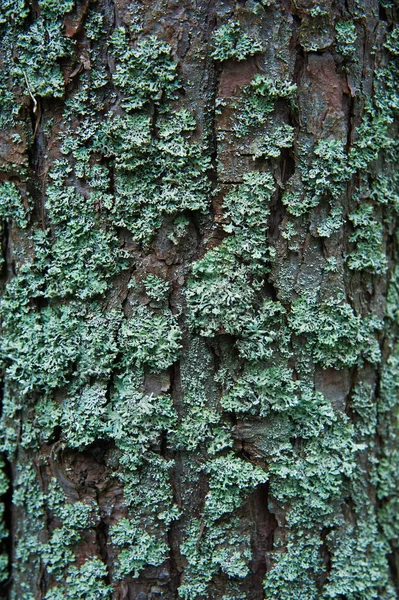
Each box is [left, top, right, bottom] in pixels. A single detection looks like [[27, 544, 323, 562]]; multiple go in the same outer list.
[[0, 0, 399, 598]]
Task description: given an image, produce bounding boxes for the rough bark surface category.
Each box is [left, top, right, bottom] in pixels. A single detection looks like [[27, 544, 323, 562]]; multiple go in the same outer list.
[[0, 0, 399, 599]]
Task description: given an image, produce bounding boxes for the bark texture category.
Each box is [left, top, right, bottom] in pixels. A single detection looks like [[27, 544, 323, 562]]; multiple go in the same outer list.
[[0, 0, 399, 598]]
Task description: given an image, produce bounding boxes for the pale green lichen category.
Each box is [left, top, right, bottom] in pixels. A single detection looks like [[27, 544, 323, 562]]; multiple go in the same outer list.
[[222, 363, 299, 417], [143, 274, 170, 303], [283, 139, 353, 217], [3, 7, 74, 98], [109, 27, 179, 109], [384, 25, 399, 55], [110, 518, 168, 579], [335, 21, 357, 59], [210, 21, 263, 62], [60, 383, 108, 449], [173, 337, 232, 456], [118, 303, 181, 372], [0, 181, 30, 228], [168, 215, 190, 244], [204, 454, 268, 521], [186, 172, 276, 336], [42, 483, 99, 577], [323, 514, 393, 599], [0, 300, 121, 394], [179, 518, 252, 599], [44, 558, 111, 600], [288, 294, 381, 369], [348, 204, 387, 274], [235, 298, 289, 362], [0, 2, 398, 598], [8, 460, 111, 599], [222, 171, 275, 270], [235, 75, 297, 137], [186, 244, 258, 337], [253, 123, 295, 159], [0, 16, 211, 592]]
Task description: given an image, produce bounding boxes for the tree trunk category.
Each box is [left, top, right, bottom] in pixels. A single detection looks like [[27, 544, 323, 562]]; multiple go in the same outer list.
[[0, 0, 398, 598]]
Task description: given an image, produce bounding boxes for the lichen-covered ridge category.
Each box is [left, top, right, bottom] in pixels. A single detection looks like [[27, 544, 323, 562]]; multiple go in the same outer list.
[[0, 0, 398, 599]]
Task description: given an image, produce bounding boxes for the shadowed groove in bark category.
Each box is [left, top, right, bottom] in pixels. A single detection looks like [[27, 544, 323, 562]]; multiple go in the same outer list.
[[248, 483, 278, 599]]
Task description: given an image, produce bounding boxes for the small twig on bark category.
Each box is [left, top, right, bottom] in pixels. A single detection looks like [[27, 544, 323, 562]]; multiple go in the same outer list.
[[23, 69, 41, 138]]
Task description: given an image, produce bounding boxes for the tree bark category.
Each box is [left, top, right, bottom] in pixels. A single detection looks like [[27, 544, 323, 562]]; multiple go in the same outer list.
[[0, 0, 399, 598]]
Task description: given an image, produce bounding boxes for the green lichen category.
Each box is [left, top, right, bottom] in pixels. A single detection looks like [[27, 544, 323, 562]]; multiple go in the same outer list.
[[0, 181, 30, 228], [0, 17, 215, 592], [0, 0, 29, 25], [222, 363, 299, 417], [263, 405, 364, 598], [351, 382, 377, 438], [235, 298, 289, 361], [264, 535, 324, 599], [186, 244, 257, 337], [168, 215, 190, 244], [38, 160, 125, 299], [110, 519, 168, 579], [171, 333, 269, 598], [52, 23, 210, 247], [316, 204, 344, 238], [283, 139, 353, 217], [102, 374, 179, 577], [104, 29, 209, 235], [2, 6, 74, 98], [384, 26, 399, 55], [253, 123, 295, 159], [335, 21, 357, 59], [348, 204, 387, 274], [8, 460, 111, 599], [109, 27, 178, 109], [0, 300, 121, 394], [288, 294, 381, 369], [44, 558, 111, 600], [60, 383, 108, 449], [349, 108, 394, 171], [56, 28, 209, 243], [1, 2, 398, 598], [204, 454, 268, 522], [42, 482, 100, 576], [323, 511, 393, 599], [143, 274, 170, 303], [179, 519, 253, 599], [11, 461, 46, 597], [104, 110, 210, 242], [173, 337, 232, 456], [299, 7, 336, 53], [118, 303, 181, 372], [186, 172, 276, 336], [235, 75, 297, 137], [222, 171, 275, 270], [210, 21, 263, 62]]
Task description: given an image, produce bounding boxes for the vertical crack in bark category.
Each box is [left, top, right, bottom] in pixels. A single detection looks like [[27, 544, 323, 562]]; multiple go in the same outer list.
[[345, 87, 356, 152], [0, 220, 15, 284], [164, 1, 221, 596], [205, 3, 220, 192], [96, 495, 112, 587], [166, 362, 182, 598], [26, 97, 48, 230], [249, 483, 278, 599]]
